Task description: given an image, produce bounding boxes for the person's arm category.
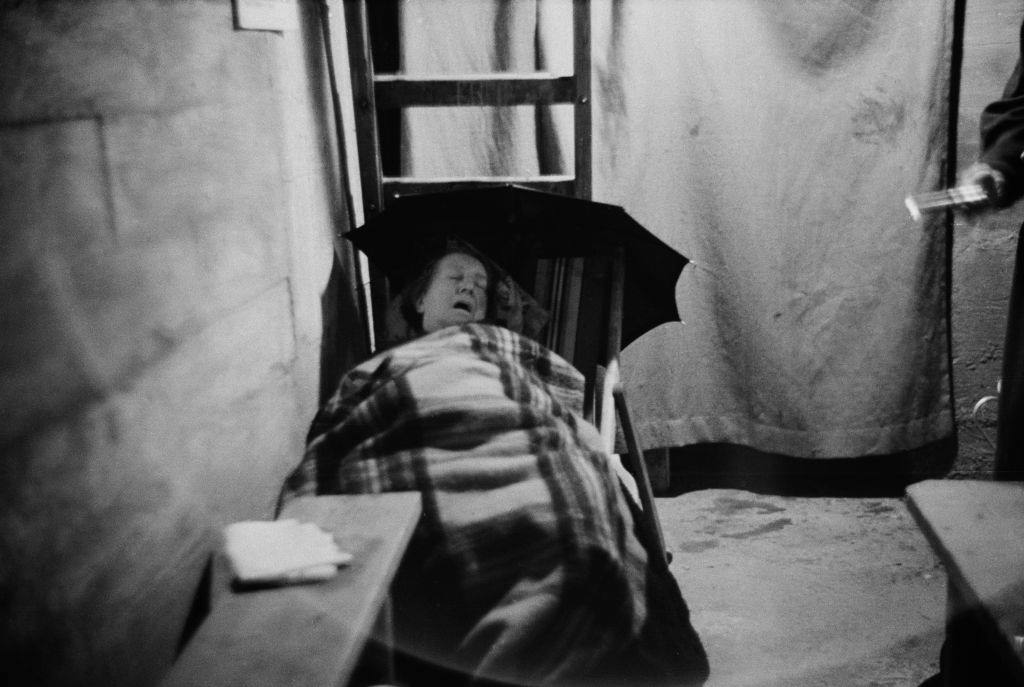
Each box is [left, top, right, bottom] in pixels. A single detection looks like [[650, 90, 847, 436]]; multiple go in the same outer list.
[[972, 22, 1024, 206]]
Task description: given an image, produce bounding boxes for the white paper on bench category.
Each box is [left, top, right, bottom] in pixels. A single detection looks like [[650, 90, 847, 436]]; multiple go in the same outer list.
[[223, 519, 354, 585]]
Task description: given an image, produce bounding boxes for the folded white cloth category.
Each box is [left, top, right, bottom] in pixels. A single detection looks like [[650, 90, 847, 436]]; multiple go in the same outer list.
[[223, 519, 353, 586]]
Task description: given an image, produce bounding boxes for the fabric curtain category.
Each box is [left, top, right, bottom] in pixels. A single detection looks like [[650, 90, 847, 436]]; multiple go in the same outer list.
[[397, 0, 955, 459]]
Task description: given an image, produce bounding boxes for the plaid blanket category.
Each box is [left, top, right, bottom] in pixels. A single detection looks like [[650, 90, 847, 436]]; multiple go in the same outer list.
[[281, 324, 708, 686]]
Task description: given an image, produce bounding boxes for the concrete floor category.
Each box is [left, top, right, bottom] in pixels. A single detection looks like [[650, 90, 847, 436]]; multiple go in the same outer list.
[[659, 489, 947, 687]]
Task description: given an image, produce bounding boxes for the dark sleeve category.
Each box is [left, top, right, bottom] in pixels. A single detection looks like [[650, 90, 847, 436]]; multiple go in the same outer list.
[[980, 21, 1024, 203]]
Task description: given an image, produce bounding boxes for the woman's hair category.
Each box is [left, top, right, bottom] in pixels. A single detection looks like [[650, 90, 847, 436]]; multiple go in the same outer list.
[[398, 246, 498, 335]]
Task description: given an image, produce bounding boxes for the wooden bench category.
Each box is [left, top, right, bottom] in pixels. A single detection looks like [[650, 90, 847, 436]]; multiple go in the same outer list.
[[906, 479, 1024, 685], [161, 493, 421, 687]]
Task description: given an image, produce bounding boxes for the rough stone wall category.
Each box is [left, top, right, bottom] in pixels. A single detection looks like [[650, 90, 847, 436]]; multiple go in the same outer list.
[[951, 0, 1024, 476], [0, 1, 360, 685]]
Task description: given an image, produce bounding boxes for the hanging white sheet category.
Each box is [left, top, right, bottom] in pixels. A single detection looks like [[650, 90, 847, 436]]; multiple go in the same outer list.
[[398, 0, 955, 459]]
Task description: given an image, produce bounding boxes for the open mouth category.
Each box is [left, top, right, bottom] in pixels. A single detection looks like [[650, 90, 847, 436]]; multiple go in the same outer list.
[[452, 300, 473, 312]]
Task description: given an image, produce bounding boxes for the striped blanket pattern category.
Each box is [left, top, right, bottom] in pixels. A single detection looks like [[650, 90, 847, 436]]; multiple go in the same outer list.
[[281, 323, 707, 686]]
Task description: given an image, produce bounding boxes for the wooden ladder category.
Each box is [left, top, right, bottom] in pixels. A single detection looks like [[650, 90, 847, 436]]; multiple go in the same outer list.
[[345, 0, 591, 207], [343, 0, 591, 353], [340, 0, 669, 562]]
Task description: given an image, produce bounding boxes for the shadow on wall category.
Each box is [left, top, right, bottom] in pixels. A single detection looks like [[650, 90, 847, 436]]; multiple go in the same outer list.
[[665, 437, 957, 498]]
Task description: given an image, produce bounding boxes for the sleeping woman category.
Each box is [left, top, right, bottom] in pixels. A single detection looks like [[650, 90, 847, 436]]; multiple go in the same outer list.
[[279, 244, 709, 687]]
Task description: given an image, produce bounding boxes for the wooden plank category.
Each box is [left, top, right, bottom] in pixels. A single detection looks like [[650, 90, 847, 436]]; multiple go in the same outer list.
[[531, 256, 556, 344], [382, 175, 574, 199], [572, 0, 592, 199], [905, 480, 1024, 682], [344, 0, 384, 218], [574, 254, 611, 421], [546, 257, 568, 352], [374, 73, 576, 108], [162, 493, 421, 687], [320, 0, 374, 359], [556, 257, 585, 361], [343, 0, 390, 347], [906, 480, 1024, 610], [614, 386, 670, 566]]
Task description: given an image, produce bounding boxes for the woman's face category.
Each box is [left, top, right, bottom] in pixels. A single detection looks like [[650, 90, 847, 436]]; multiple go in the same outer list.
[[416, 252, 489, 332]]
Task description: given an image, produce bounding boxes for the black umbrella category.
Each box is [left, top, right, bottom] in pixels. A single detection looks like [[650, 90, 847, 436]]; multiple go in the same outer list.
[[345, 184, 688, 348]]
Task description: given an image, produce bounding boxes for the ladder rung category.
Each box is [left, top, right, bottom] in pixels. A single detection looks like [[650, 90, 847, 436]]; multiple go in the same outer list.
[[374, 73, 577, 108], [383, 176, 575, 198]]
